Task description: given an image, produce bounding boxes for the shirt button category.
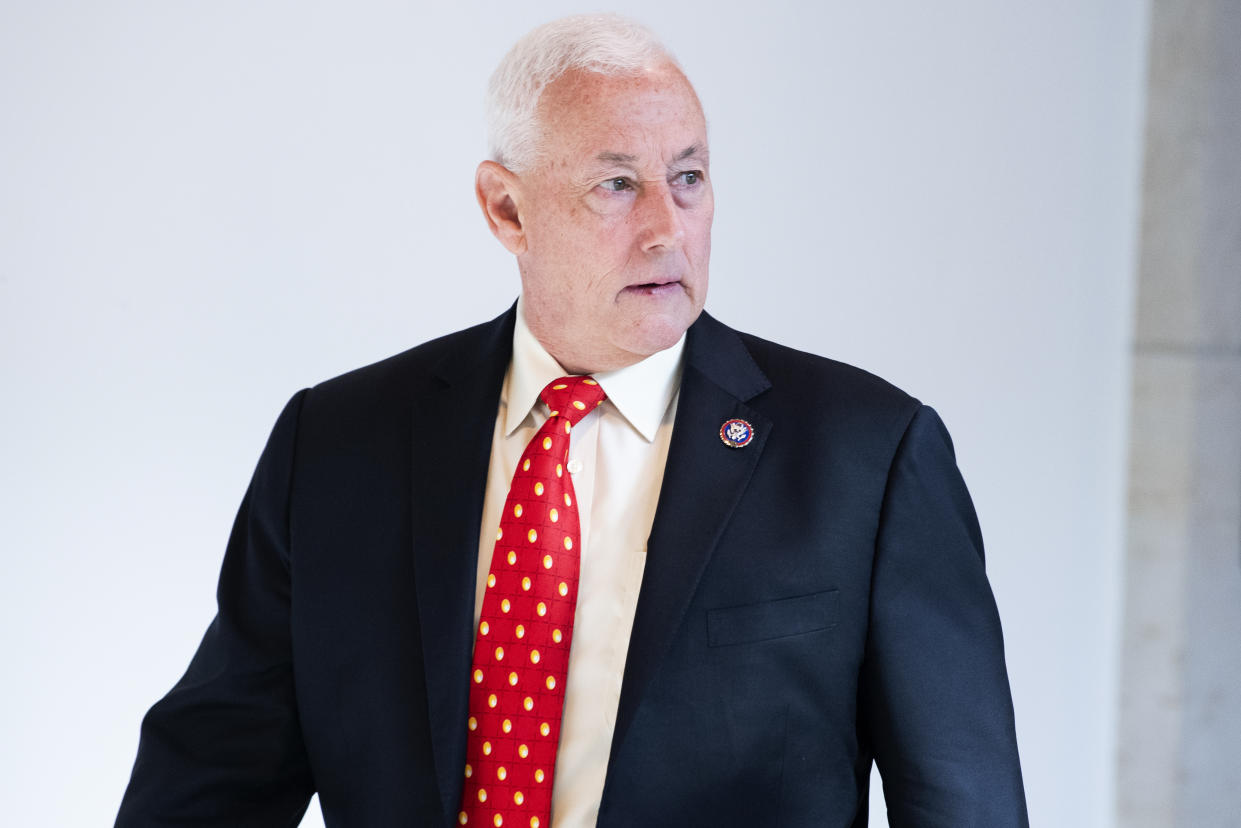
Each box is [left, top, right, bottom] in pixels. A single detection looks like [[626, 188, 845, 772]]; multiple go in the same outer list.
[[567, 459, 584, 474]]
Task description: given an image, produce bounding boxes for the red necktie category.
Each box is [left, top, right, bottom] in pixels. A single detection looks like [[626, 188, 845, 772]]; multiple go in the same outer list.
[[458, 375, 607, 828]]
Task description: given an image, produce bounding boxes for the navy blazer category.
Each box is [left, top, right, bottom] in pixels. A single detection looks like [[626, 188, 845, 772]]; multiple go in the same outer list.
[[117, 307, 1028, 826]]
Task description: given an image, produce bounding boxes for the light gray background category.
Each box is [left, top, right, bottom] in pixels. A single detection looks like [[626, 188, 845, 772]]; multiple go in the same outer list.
[[0, 2, 1150, 825]]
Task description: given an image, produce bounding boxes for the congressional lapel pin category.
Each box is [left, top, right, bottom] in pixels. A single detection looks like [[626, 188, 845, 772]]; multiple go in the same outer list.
[[719, 418, 754, 448]]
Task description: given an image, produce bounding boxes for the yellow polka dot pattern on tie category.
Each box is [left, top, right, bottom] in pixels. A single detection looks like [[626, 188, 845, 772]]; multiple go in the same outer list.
[[459, 375, 606, 828]]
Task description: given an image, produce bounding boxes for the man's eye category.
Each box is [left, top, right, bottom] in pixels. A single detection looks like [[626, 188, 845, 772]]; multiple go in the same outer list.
[[682, 171, 698, 185], [604, 178, 631, 192]]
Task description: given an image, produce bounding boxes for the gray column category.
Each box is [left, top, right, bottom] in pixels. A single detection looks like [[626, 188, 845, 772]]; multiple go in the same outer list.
[[1117, 1, 1241, 826]]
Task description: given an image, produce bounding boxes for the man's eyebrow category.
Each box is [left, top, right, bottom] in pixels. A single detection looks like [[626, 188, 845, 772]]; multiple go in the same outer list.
[[673, 143, 706, 162], [592, 145, 707, 167], [596, 151, 638, 165]]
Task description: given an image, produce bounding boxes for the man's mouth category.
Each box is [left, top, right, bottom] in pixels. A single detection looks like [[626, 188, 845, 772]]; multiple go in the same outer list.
[[624, 278, 682, 295]]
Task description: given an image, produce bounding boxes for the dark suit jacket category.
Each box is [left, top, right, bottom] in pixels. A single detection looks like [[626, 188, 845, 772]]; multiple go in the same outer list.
[[117, 307, 1028, 827]]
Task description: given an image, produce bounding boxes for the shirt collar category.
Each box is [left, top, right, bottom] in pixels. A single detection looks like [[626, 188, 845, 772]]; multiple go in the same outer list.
[[505, 297, 685, 443]]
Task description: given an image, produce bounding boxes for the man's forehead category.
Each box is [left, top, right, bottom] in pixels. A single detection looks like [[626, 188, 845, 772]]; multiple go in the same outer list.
[[535, 71, 708, 171], [539, 64, 704, 126]]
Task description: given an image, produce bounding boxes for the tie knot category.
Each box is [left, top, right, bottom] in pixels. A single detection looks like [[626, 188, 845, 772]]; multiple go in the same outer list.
[[540, 375, 606, 427]]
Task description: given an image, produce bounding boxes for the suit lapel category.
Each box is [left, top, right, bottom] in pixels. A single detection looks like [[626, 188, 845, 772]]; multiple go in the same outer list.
[[608, 311, 772, 766], [410, 306, 516, 823]]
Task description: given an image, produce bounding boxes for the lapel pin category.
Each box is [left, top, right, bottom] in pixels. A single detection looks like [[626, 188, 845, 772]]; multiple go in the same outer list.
[[719, 418, 754, 448]]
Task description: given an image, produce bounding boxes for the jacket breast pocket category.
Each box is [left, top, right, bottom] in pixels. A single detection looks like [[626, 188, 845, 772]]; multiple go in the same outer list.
[[706, 589, 839, 647]]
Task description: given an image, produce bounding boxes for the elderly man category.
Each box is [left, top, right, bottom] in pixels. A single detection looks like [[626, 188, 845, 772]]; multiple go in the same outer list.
[[118, 14, 1027, 828]]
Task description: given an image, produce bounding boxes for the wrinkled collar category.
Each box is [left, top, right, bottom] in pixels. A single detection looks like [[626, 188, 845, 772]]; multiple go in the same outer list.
[[505, 297, 685, 442]]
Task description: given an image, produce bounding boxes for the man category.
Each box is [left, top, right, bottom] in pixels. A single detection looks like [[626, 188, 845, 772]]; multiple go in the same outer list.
[[118, 14, 1027, 827]]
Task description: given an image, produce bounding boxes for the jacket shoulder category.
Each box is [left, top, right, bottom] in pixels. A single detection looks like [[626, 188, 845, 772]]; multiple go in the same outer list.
[[305, 308, 515, 410], [735, 328, 921, 424]]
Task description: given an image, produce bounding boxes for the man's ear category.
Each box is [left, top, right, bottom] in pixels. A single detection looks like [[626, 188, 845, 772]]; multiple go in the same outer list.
[[476, 161, 527, 255]]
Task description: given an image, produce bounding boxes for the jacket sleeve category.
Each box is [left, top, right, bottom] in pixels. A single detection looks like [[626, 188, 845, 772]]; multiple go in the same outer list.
[[116, 391, 316, 827], [859, 405, 1029, 827]]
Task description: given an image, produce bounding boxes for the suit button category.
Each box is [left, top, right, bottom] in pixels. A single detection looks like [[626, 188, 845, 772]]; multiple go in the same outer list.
[[567, 459, 583, 474]]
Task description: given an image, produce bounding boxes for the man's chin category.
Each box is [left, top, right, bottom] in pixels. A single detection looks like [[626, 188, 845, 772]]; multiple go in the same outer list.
[[622, 306, 702, 358]]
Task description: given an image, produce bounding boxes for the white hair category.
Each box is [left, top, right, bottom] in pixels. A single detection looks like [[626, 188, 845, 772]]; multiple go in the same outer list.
[[486, 13, 679, 172]]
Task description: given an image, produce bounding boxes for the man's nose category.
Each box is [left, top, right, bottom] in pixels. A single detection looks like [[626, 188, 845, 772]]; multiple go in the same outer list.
[[637, 184, 685, 251]]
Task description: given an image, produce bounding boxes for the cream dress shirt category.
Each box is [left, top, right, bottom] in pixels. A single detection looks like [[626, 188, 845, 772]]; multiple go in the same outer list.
[[473, 299, 684, 827]]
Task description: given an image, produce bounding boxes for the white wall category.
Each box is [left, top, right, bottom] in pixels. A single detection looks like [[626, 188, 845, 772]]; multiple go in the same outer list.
[[0, 2, 1148, 825]]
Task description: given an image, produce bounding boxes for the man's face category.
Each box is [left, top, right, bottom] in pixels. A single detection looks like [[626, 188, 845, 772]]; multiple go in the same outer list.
[[514, 63, 713, 374]]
